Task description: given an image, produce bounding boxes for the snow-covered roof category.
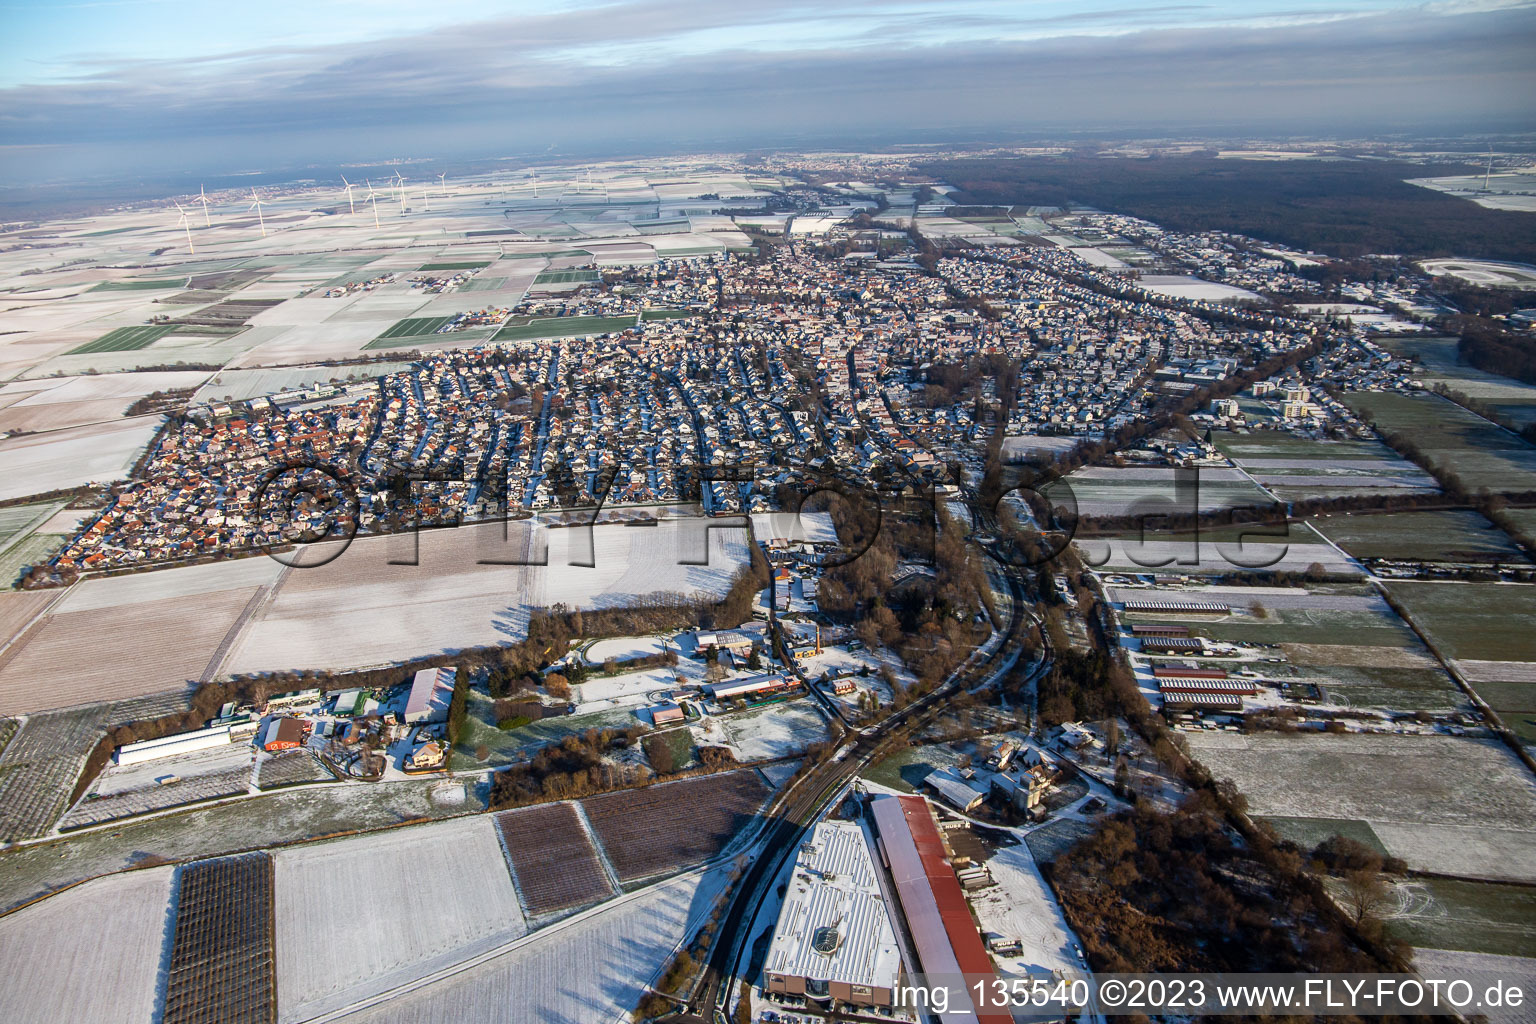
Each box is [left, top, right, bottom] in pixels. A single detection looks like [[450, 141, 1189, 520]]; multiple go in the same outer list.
[[762, 820, 901, 991]]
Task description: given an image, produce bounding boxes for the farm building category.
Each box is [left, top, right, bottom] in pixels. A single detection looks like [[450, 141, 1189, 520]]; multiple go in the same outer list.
[[1157, 679, 1257, 697], [831, 677, 857, 696], [262, 717, 306, 751], [1161, 692, 1245, 712], [1130, 623, 1191, 637], [1139, 636, 1204, 654], [331, 689, 364, 717], [405, 666, 456, 724], [652, 703, 686, 726], [923, 767, 987, 814], [1152, 666, 1228, 680], [869, 795, 1011, 1024], [706, 673, 789, 702], [1121, 599, 1230, 615], [115, 723, 233, 765], [762, 819, 902, 1008], [694, 629, 758, 656]]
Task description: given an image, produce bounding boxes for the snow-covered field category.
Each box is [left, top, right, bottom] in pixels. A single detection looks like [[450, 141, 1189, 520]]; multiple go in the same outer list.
[[1186, 731, 1536, 882], [1078, 536, 1359, 575], [274, 816, 527, 1023], [572, 666, 679, 711], [0, 415, 164, 500], [0, 864, 173, 1024], [971, 835, 1084, 977], [750, 510, 837, 546], [1137, 275, 1263, 302], [194, 363, 409, 403], [1412, 950, 1536, 1024], [581, 635, 670, 665], [216, 518, 748, 675], [692, 699, 829, 762], [332, 865, 729, 1024]]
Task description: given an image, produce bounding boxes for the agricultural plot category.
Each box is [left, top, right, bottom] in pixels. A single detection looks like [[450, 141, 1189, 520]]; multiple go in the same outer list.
[[583, 769, 767, 883], [67, 323, 176, 354], [224, 519, 747, 677], [1313, 510, 1527, 563], [1212, 430, 1437, 502], [1382, 884, 1536, 964], [0, 705, 115, 841], [1185, 731, 1536, 882], [1128, 583, 1425, 648], [1124, 583, 1463, 710], [418, 261, 489, 271], [495, 803, 617, 915], [1345, 391, 1536, 495], [1055, 465, 1276, 518], [194, 362, 408, 403], [1384, 581, 1536, 741], [1078, 520, 1358, 576], [532, 269, 598, 285], [1, 369, 212, 412], [0, 502, 60, 553], [0, 864, 173, 1024], [0, 414, 164, 501], [374, 315, 453, 340], [491, 314, 637, 342], [333, 866, 722, 1024], [164, 853, 278, 1024], [60, 763, 251, 829], [0, 583, 258, 715], [274, 816, 526, 1024], [1386, 336, 1536, 431], [0, 772, 478, 915], [254, 749, 332, 789]]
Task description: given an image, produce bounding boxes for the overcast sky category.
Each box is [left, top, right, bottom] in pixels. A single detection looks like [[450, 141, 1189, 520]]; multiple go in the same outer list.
[[2, 0, 1533, 184]]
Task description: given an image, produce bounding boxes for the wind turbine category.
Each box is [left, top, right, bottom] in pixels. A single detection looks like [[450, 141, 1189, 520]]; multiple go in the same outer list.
[[419, 186, 431, 212], [396, 174, 408, 214], [1483, 146, 1495, 192], [196, 185, 212, 226], [249, 189, 268, 237], [341, 175, 356, 215], [437, 171, 447, 198], [366, 180, 380, 228], [173, 202, 195, 254]]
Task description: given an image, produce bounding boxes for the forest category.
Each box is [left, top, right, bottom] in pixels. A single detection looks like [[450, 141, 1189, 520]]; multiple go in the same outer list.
[[921, 154, 1536, 263]]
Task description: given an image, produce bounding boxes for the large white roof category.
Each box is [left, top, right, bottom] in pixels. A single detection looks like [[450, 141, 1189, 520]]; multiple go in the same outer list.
[[763, 819, 902, 990]]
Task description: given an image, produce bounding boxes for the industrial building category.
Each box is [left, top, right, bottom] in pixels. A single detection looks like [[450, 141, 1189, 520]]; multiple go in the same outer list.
[[762, 820, 903, 1009], [705, 673, 790, 702], [870, 794, 1012, 1024], [405, 666, 456, 724]]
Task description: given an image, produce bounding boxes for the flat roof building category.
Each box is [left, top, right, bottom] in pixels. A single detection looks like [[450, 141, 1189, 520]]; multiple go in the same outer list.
[[870, 794, 1011, 1024], [706, 673, 788, 702], [763, 819, 903, 1009]]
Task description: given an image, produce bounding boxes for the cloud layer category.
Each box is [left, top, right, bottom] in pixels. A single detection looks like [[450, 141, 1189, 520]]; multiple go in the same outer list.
[[2, 0, 1533, 182]]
